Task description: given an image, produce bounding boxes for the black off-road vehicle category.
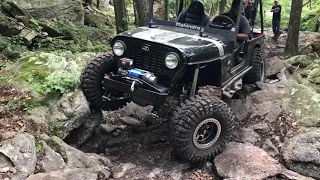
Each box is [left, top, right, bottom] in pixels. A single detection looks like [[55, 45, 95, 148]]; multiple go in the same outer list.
[[81, 0, 265, 163]]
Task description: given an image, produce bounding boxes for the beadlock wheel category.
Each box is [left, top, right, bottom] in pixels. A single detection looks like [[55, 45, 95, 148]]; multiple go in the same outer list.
[[193, 118, 222, 150]]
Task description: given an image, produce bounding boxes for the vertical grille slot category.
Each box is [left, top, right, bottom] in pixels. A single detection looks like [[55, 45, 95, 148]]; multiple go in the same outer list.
[[128, 45, 163, 76]]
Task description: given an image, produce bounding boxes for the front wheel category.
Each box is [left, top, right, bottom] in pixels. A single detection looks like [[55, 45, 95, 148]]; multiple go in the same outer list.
[[81, 54, 130, 111], [169, 96, 234, 163]]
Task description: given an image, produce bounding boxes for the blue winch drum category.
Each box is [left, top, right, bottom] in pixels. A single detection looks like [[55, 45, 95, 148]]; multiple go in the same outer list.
[[128, 68, 145, 78], [127, 68, 157, 85]]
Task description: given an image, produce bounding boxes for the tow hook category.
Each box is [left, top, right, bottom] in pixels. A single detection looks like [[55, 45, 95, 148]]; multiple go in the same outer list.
[[130, 81, 136, 92]]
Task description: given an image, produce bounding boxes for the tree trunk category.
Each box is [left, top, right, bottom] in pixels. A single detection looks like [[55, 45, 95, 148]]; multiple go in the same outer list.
[[284, 0, 303, 56], [133, 0, 148, 26], [165, 0, 169, 20], [114, 0, 128, 34], [315, 16, 320, 32], [133, 0, 138, 25], [219, 0, 227, 14]]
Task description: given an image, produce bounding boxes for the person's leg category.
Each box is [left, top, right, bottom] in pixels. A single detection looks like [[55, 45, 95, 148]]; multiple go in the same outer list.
[[272, 19, 276, 37], [276, 20, 280, 38]]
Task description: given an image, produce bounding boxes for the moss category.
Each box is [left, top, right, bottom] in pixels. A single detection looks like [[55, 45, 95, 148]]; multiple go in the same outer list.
[[286, 78, 320, 127], [46, 138, 68, 163], [285, 55, 313, 68], [17, 55, 51, 85]]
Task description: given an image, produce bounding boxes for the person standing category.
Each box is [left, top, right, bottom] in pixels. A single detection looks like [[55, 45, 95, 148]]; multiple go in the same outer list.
[[244, 0, 254, 21], [271, 0, 282, 39]]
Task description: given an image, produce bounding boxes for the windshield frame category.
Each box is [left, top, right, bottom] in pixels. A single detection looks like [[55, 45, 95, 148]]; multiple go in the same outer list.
[[147, 0, 244, 43]]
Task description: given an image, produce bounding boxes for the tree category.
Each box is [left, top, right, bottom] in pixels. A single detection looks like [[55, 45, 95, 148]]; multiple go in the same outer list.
[[133, 0, 148, 26], [219, 0, 227, 14], [165, 0, 169, 20], [285, 0, 303, 56], [315, 15, 320, 32], [114, 0, 128, 34]]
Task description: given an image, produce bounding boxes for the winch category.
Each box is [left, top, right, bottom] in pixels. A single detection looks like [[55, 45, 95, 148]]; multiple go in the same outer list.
[[128, 68, 158, 85], [118, 58, 158, 85]]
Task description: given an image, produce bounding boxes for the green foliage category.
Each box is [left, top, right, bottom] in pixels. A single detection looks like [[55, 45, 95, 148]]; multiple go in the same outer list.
[[30, 19, 43, 32], [39, 72, 79, 95], [35, 142, 44, 153]]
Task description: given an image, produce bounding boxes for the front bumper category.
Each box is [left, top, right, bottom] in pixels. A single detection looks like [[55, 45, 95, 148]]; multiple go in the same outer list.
[[103, 75, 169, 107]]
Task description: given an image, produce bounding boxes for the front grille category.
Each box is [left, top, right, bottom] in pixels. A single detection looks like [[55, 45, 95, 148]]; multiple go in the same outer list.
[[127, 45, 164, 76]]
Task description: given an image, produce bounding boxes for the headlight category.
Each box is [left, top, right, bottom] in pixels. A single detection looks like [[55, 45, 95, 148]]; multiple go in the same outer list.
[[113, 41, 125, 56], [165, 53, 179, 69]]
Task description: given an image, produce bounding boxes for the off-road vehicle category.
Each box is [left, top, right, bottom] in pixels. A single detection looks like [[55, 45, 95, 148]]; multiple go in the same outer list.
[[81, 0, 265, 163]]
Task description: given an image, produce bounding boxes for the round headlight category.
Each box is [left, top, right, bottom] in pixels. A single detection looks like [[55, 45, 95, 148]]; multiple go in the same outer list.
[[113, 41, 125, 56], [165, 53, 179, 69]]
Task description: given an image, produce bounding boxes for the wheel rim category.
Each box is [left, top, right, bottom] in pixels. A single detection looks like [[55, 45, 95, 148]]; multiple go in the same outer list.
[[193, 118, 222, 150]]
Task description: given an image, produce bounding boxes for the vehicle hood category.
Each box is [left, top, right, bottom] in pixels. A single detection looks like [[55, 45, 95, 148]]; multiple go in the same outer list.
[[117, 27, 230, 64]]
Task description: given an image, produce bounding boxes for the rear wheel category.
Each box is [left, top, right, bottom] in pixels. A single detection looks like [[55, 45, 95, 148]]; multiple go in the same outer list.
[[169, 95, 234, 163], [81, 54, 130, 110], [243, 47, 266, 84]]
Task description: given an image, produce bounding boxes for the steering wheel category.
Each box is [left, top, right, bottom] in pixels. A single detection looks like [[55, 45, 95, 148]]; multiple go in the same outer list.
[[210, 15, 235, 29]]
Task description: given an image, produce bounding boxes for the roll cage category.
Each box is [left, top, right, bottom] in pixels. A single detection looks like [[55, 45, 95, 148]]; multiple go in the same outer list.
[[147, 0, 264, 44]]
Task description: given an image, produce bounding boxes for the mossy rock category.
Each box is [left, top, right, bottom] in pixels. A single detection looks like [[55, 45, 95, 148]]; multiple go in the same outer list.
[[285, 55, 313, 68], [12, 51, 101, 97], [285, 78, 320, 127], [307, 68, 320, 84]]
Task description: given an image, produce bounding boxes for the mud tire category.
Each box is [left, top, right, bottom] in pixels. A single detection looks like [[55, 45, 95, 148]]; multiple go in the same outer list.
[[81, 54, 129, 110], [243, 47, 266, 84], [169, 95, 234, 163]]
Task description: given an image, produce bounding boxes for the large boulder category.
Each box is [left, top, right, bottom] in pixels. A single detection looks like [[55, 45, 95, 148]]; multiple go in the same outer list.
[[0, 134, 36, 180], [30, 135, 111, 179], [283, 129, 320, 179], [38, 141, 66, 173], [230, 77, 320, 127], [284, 79, 320, 127], [45, 136, 111, 169], [214, 142, 314, 180], [266, 56, 290, 78]]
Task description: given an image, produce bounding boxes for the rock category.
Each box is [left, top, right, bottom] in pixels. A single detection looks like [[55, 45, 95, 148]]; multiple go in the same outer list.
[[119, 116, 141, 126], [112, 163, 136, 179], [0, 167, 11, 173], [237, 128, 261, 144], [84, 9, 112, 28], [47, 89, 91, 139], [64, 109, 102, 147], [46, 136, 111, 169], [0, 133, 36, 180], [86, 153, 112, 167], [0, 154, 13, 168], [266, 56, 286, 78], [214, 142, 313, 180], [26, 166, 110, 180], [250, 123, 270, 133], [18, 28, 38, 45], [283, 129, 320, 179], [1, 131, 17, 140], [119, 102, 152, 120], [1, 0, 32, 26], [39, 141, 66, 172], [100, 124, 120, 134], [285, 55, 312, 68], [285, 79, 320, 127], [262, 139, 279, 157], [215, 142, 283, 179], [307, 67, 320, 84]]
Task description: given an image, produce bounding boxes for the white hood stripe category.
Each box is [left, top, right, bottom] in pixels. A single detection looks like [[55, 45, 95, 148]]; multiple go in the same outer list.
[[131, 27, 225, 56]]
